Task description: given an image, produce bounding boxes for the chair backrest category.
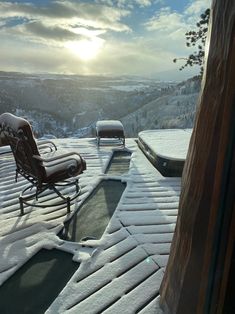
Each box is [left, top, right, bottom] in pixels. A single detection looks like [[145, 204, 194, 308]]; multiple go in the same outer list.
[[0, 113, 45, 181]]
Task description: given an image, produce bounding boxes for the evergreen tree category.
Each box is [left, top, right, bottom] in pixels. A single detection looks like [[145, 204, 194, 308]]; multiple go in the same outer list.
[[173, 8, 210, 76]]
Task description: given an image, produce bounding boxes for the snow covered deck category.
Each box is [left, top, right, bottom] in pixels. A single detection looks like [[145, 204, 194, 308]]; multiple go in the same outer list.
[[0, 134, 184, 313]]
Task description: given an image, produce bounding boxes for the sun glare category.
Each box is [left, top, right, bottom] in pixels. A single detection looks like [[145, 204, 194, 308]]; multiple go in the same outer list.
[[65, 39, 103, 61]]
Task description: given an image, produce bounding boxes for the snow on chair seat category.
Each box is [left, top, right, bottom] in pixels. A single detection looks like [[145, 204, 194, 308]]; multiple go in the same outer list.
[[96, 120, 125, 146]]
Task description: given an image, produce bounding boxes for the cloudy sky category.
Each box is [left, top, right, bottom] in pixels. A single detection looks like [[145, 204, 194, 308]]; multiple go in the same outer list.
[[0, 0, 211, 79]]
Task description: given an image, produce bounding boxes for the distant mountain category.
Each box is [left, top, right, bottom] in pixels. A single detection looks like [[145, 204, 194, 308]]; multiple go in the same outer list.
[[121, 76, 200, 136], [0, 71, 200, 138], [154, 67, 200, 81]]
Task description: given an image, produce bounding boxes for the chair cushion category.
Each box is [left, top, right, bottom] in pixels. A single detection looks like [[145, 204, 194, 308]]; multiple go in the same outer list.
[[96, 120, 124, 138], [43, 154, 86, 183]]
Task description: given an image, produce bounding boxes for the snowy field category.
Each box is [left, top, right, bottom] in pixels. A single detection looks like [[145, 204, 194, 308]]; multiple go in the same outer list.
[[0, 132, 188, 313]]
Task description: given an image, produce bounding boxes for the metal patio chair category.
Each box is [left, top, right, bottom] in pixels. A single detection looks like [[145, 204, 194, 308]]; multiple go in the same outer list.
[[0, 112, 86, 215]]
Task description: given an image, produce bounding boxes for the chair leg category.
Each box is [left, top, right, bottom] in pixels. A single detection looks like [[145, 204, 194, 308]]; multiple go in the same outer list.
[[36, 187, 39, 201], [19, 197, 24, 215], [19, 180, 80, 215], [75, 179, 79, 193], [15, 171, 18, 182], [67, 197, 71, 213]]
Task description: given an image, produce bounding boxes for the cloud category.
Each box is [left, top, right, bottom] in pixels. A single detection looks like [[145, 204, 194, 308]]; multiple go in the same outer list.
[[16, 21, 84, 43], [0, 0, 134, 72], [144, 0, 211, 32], [0, 1, 74, 19], [185, 0, 211, 16], [96, 0, 155, 9], [143, 7, 190, 58], [144, 7, 187, 32], [0, 0, 212, 79], [0, 1, 131, 35], [0, 29, 185, 77], [0, 1, 132, 74], [144, 0, 212, 52], [141, 0, 212, 76], [69, 38, 179, 76], [133, 0, 152, 7]]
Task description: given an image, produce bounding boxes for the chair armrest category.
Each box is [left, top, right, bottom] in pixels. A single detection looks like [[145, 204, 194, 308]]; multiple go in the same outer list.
[[33, 153, 85, 169], [37, 140, 57, 152], [33, 152, 82, 163], [33, 153, 85, 173]]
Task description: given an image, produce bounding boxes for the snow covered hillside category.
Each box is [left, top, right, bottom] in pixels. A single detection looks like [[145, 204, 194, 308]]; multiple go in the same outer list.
[[0, 72, 200, 138], [121, 92, 198, 136]]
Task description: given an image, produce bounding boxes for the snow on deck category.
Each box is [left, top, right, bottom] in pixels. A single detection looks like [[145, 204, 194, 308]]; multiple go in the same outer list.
[[139, 129, 192, 160], [0, 135, 183, 314]]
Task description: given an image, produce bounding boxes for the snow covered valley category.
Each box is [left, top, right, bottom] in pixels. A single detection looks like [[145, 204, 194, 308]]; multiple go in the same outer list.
[[0, 72, 200, 139]]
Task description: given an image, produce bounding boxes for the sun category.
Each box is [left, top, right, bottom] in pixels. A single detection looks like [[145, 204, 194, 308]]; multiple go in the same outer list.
[[65, 39, 103, 61]]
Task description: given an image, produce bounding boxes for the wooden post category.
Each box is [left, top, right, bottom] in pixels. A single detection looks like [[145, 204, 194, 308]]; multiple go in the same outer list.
[[160, 0, 235, 313]]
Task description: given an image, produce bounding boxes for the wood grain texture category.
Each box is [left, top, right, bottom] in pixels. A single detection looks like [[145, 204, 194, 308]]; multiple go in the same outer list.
[[160, 0, 235, 313]]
